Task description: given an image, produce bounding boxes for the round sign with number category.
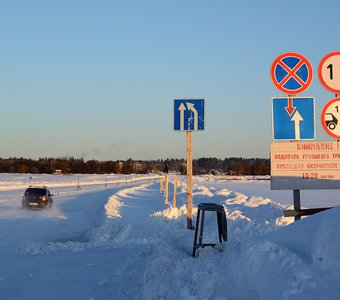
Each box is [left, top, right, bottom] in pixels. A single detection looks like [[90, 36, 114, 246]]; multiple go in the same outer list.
[[321, 97, 340, 139], [270, 52, 313, 95], [318, 51, 340, 94]]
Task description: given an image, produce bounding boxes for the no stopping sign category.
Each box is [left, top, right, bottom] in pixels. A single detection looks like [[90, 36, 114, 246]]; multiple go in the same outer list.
[[271, 52, 313, 95]]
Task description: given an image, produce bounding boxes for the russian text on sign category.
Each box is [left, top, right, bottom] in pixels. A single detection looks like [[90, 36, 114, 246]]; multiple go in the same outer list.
[[270, 141, 340, 190]]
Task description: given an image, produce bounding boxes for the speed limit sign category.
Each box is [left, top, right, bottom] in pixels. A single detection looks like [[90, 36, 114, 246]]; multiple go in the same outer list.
[[318, 51, 340, 94]]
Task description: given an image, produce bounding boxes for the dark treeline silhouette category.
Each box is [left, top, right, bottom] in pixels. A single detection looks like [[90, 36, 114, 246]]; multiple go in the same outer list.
[[0, 157, 270, 175]]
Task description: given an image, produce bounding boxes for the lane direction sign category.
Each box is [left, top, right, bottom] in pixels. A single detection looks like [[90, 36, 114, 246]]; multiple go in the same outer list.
[[321, 97, 340, 139], [270, 52, 313, 95], [174, 99, 205, 131], [318, 51, 340, 94], [272, 97, 315, 140]]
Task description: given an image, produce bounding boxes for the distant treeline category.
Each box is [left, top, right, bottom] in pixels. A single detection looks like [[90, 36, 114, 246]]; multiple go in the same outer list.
[[0, 157, 270, 175]]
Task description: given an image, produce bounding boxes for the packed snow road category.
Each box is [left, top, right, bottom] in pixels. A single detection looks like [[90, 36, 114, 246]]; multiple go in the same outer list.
[[0, 175, 162, 299], [0, 190, 119, 298]]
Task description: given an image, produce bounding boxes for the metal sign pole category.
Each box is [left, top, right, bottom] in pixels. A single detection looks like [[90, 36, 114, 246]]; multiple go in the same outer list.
[[186, 131, 194, 229], [293, 189, 301, 221]]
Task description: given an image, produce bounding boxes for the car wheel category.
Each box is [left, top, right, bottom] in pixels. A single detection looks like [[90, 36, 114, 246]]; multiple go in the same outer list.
[[329, 123, 336, 130]]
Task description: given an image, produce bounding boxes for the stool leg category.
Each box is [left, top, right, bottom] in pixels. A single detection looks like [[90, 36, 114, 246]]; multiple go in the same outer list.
[[192, 209, 201, 257], [223, 210, 228, 242], [198, 210, 205, 246], [217, 211, 222, 243]]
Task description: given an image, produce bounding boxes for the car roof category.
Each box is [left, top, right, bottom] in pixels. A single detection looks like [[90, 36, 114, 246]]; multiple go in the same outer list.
[[26, 186, 48, 190]]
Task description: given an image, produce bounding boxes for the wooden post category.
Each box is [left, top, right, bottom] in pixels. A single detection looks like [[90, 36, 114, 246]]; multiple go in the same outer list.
[[160, 177, 165, 193], [186, 131, 194, 229], [77, 177, 81, 190], [165, 175, 169, 205], [173, 176, 178, 207]]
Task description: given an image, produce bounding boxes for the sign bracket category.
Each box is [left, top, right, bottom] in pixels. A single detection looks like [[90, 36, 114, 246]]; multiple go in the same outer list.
[[284, 207, 333, 218]]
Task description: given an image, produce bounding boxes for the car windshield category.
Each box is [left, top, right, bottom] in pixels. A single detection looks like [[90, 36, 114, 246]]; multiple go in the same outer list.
[[25, 188, 46, 196]]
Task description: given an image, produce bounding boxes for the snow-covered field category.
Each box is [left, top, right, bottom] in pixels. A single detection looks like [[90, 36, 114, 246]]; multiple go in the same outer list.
[[0, 173, 339, 299]]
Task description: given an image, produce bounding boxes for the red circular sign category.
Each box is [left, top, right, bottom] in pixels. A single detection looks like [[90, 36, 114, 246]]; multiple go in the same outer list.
[[270, 52, 313, 95], [321, 97, 340, 139], [318, 51, 340, 94]]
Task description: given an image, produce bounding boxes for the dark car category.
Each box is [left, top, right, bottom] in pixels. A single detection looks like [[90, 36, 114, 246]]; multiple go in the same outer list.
[[22, 186, 54, 209]]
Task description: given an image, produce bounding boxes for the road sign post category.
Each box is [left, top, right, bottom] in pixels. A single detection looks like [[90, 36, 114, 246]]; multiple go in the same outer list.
[[174, 99, 205, 230], [293, 190, 301, 221], [186, 131, 193, 229]]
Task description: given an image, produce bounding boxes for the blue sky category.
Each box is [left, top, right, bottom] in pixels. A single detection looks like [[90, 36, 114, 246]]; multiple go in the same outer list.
[[1, 0, 340, 161]]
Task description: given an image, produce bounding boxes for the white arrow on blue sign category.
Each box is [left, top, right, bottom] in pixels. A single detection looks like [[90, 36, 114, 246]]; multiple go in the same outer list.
[[272, 97, 315, 140], [174, 99, 205, 131]]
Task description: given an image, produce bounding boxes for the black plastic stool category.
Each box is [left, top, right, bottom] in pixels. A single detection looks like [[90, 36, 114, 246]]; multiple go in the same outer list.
[[192, 203, 227, 257]]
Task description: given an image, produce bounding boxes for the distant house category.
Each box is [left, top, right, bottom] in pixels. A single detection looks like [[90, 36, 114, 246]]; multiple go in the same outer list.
[[53, 169, 62, 175]]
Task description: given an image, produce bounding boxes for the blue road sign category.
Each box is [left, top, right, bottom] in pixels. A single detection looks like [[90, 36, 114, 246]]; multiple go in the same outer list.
[[174, 99, 205, 131], [272, 97, 315, 140]]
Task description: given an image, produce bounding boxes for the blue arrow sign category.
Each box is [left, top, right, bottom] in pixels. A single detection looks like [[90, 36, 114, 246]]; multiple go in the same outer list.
[[272, 97, 315, 140], [174, 99, 205, 131]]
